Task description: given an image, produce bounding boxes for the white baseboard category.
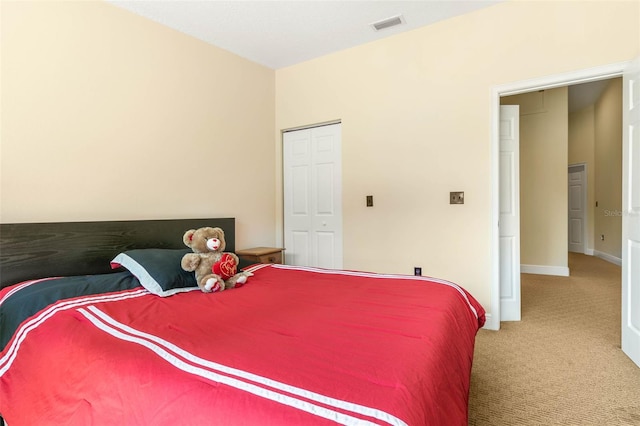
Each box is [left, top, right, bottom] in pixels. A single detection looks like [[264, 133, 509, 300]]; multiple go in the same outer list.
[[482, 313, 499, 330], [585, 248, 595, 256], [594, 250, 622, 266], [521, 264, 570, 277]]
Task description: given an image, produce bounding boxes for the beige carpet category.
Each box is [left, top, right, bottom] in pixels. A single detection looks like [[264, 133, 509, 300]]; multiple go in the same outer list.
[[468, 253, 640, 426]]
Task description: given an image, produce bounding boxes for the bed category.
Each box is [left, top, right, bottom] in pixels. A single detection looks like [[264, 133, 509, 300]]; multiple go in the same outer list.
[[0, 218, 485, 425]]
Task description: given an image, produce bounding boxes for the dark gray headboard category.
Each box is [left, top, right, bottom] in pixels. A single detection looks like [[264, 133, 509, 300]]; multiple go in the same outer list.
[[0, 218, 235, 289]]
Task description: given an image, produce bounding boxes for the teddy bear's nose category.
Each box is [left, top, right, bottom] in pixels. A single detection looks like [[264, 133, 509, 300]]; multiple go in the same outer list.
[[206, 238, 220, 251]]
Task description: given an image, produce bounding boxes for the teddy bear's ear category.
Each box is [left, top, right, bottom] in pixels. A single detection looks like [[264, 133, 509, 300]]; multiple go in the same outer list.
[[183, 229, 196, 247]]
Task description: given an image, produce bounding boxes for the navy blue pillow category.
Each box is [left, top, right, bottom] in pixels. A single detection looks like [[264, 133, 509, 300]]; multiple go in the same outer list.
[[111, 249, 198, 297]]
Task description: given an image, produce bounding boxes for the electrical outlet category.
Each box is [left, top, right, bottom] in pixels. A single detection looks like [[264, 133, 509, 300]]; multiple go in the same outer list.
[[450, 191, 464, 204], [366, 195, 373, 207], [414, 267, 422, 276], [601, 234, 605, 241]]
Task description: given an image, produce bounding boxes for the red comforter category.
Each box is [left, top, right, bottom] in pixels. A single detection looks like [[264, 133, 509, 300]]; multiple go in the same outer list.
[[0, 264, 485, 425]]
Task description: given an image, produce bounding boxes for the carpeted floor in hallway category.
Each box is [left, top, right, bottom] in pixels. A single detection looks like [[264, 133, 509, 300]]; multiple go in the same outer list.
[[468, 253, 640, 426]]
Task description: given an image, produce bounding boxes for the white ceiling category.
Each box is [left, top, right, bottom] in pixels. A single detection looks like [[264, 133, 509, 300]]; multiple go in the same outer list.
[[568, 79, 613, 113], [108, 0, 502, 70], [108, 0, 610, 110]]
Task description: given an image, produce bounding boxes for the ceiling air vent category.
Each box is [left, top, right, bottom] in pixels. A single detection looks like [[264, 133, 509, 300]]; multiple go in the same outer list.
[[370, 15, 405, 32]]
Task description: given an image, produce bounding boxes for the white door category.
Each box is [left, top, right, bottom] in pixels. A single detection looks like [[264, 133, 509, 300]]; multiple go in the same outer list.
[[568, 164, 587, 254], [499, 105, 521, 321], [283, 123, 343, 269], [622, 57, 640, 368]]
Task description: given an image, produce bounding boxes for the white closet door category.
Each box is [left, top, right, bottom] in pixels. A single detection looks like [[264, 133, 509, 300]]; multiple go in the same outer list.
[[283, 123, 343, 269]]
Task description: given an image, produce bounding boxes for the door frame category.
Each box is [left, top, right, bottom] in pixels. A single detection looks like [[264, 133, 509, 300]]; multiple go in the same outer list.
[[568, 162, 588, 255], [488, 61, 631, 331]]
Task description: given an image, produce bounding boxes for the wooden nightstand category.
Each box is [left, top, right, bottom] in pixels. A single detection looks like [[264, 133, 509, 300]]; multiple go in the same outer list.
[[236, 247, 284, 264]]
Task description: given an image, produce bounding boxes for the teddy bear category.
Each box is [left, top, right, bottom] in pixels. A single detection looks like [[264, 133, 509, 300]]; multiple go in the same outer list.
[[181, 226, 250, 293]]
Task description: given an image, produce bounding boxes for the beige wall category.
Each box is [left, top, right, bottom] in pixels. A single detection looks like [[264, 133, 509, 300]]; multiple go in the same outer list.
[[275, 0, 639, 312], [594, 78, 623, 259], [569, 105, 596, 252], [501, 87, 569, 270], [568, 77, 623, 260], [0, 1, 276, 248], [1, 0, 638, 317]]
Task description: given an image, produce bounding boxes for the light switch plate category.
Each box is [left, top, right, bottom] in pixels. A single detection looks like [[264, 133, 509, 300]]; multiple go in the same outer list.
[[450, 192, 464, 204]]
